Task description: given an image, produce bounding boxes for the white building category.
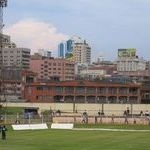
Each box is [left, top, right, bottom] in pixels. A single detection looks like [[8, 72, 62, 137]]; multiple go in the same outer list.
[[76, 62, 117, 80], [38, 49, 51, 58], [73, 40, 91, 64], [80, 69, 107, 79], [117, 57, 146, 72], [117, 49, 146, 72]]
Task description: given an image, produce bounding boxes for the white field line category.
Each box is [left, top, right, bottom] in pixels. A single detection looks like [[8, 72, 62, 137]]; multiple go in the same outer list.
[[73, 128, 150, 132]]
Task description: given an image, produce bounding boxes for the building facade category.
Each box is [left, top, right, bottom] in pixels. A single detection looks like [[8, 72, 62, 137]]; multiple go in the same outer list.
[[146, 61, 150, 71], [0, 34, 16, 70], [30, 56, 75, 81], [0, 70, 36, 102], [73, 41, 91, 64], [2, 48, 31, 70], [79, 65, 116, 79], [117, 57, 146, 72], [77, 61, 117, 80], [117, 48, 146, 72], [23, 80, 141, 104]]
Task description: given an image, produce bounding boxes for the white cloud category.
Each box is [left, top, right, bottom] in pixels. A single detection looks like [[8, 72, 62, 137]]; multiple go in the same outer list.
[[4, 19, 69, 54]]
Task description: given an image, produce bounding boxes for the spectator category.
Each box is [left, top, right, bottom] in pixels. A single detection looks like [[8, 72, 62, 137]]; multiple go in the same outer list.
[[82, 110, 88, 124], [83, 110, 87, 116], [124, 110, 127, 116], [126, 107, 130, 115], [57, 110, 61, 116], [140, 110, 143, 116], [98, 111, 101, 116], [145, 110, 149, 117]]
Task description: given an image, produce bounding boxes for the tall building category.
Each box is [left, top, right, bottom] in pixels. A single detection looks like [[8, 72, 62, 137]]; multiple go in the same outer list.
[[1, 34, 16, 48], [30, 55, 75, 81], [58, 42, 65, 58], [58, 36, 91, 64], [66, 39, 73, 53], [3, 48, 31, 70], [73, 40, 91, 64], [0, 34, 16, 70]]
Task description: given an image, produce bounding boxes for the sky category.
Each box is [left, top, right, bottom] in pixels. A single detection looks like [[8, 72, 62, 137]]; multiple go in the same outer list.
[[3, 0, 150, 61]]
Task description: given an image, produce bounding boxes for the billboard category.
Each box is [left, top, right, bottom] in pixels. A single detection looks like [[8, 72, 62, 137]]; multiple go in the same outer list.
[[118, 48, 136, 57]]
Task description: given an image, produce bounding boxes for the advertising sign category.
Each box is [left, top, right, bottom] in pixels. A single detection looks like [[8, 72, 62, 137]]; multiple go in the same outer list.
[[118, 48, 136, 57]]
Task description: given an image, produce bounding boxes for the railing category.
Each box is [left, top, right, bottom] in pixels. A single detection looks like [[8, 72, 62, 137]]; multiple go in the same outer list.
[[0, 114, 150, 125]]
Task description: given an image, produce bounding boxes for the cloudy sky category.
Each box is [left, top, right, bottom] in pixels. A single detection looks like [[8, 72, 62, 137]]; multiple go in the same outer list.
[[3, 0, 150, 61]]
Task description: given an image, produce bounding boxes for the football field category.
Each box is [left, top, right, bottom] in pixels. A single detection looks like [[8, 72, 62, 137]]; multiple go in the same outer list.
[[1, 125, 150, 150]]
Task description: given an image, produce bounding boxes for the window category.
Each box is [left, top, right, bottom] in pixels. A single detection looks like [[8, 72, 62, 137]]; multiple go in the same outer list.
[[37, 86, 43, 90]]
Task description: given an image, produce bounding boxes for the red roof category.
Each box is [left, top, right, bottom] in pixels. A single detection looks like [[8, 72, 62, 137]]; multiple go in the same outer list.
[[26, 80, 141, 88]]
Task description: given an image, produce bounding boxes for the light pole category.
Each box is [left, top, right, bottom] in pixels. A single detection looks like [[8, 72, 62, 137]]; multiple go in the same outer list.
[[0, 0, 7, 118]]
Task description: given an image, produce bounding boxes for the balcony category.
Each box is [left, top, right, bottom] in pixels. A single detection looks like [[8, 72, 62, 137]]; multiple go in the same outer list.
[[86, 88, 96, 94], [97, 88, 106, 94], [75, 87, 85, 95]]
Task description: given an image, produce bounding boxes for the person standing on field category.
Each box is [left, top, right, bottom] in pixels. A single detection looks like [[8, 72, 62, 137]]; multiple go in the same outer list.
[[1, 125, 7, 140]]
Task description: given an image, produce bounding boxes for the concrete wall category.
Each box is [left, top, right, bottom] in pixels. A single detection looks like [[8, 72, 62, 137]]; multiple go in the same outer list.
[[5, 103, 150, 116]]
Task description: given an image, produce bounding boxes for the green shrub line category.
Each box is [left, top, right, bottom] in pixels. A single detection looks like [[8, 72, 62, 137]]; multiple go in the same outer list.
[[0, 107, 24, 115]]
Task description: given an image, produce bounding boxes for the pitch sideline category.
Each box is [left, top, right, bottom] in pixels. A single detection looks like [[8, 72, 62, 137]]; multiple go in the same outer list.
[[73, 128, 150, 132]]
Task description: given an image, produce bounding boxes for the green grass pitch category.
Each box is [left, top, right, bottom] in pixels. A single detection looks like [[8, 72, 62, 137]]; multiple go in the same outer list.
[[0, 125, 150, 150]]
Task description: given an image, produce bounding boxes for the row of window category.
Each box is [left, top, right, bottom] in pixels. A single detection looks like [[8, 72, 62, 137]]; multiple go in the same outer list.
[[36, 86, 138, 93], [41, 63, 74, 66], [4, 51, 21, 53]]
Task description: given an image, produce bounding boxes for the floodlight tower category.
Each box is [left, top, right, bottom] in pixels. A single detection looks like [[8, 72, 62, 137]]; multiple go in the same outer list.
[[0, 0, 7, 115], [0, 0, 7, 68]]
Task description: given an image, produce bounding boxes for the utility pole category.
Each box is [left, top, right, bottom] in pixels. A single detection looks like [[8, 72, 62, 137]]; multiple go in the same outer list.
[[0, 0, 8, 115]]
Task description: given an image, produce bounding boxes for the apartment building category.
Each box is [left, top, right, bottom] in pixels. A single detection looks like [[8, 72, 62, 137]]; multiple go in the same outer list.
[[2, 48, 31, 70], [30, 55, 75, 81]]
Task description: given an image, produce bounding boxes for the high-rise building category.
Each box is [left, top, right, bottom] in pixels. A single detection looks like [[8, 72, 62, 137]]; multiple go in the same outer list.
[[1, 34, 16, 48], [73, 40, 91, 64], [0, 34, 16, 70], [58, 36, 91, 64], [58, 42, 65, 58], [66, 39, 73, 53]]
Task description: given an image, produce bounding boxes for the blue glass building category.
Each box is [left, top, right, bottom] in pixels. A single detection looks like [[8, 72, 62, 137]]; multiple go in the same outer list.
[[66, 39, 73, 53], [58, 43, 65, 58]]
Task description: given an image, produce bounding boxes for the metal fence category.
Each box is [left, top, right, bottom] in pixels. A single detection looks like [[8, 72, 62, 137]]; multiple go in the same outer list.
[[0, 113, 150, 125]]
